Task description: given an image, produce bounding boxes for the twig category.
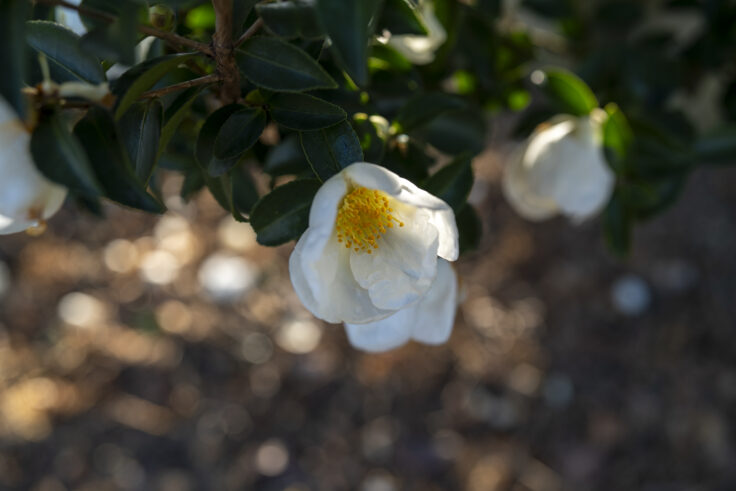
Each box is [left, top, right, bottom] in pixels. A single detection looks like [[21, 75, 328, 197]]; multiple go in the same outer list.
[[235, 18, 264, 48], [36, 0, 214, 56], [140, 74, 221, 99], [211, 0, 241, 104]]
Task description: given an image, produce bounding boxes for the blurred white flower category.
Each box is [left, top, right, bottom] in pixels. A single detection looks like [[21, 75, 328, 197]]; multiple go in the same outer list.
[[384, 1, 447, 65], [0, 96, 67, 235], [289, 162, 459, 352], [502, 111, 614, 222]]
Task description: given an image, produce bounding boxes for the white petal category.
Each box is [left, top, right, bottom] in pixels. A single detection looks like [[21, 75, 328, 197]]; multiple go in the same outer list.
[[410, 259, 458, 345], [0, 215, 33, 235], [307, 173, 348, 235], [290, 228, 394, 324], [343, 162, 459, 261], [0, 97, 68, 235], [502, 144, 559, 221], [547, 118, 614, 221], [349, 207, 438, 310], [345, 309, 414, 353], [344, 259, 458, 352]]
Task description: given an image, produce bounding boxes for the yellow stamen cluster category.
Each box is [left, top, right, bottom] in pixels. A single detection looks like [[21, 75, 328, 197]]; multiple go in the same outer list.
[[335, 187, 404, 253]]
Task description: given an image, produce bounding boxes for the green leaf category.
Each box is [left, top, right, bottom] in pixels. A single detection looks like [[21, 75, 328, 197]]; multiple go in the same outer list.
[[196, 104, 242, 168], [602, 102, 633, 164], [422, 153, 473, 211], [315, 0, 381, 86], [26, 21, 106, 84], [411, 110, 486, 156], [300, 121, 363, 180], [232, 167, 260, 214], [263, 134, 311, 176], [79, 5, 141, 65], [118, 99, 163, 184], [157, 86, 203, 160], [236, 37, 337, 92], [457, 203, 482, 254], [383, 138, 432, 182], [394, 93, 467, 132], [30, 113, 102, 197], [250, 178, 322, 246], [693, 126, 736, 165], [234, 0, 260, 36], [74, 107, 165, 213], [211, 107, 267, 175], [603, 190, 631, 257], [535, 68, 599, 117], [377, 0, 428, 36], [112, 53, 197, 120], [256, 1, 324, 39], [269, 93, 346, 130], [0, 0, 30, 117]]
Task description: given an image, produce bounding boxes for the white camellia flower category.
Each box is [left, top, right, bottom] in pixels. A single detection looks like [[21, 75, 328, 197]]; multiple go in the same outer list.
[[384, 0, 447, 65], [502, 110, 614, 223], [0, 97, 67, 235], [289, 163, 459, 352]]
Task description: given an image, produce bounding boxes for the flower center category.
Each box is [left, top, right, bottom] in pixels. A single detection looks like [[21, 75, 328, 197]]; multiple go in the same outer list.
[[335, 187, 404, 254]]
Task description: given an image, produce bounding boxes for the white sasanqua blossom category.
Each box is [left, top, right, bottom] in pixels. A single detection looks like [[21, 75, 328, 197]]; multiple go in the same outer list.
[[289, 163, 460, 352], [502, 110, 615, 223], [0, 97, 67, 235], [383, 0, 447, 65]]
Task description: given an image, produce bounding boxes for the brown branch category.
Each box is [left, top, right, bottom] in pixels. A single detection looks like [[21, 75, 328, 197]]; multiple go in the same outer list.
[[36, 0, 214, 56], [235, 18, 264, 48], [211, 0, 241, 104], [140, 74, 221, 99]]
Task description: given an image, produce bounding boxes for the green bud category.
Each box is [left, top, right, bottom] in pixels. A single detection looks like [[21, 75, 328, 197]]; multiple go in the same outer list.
[[149, 4, 176, 32]]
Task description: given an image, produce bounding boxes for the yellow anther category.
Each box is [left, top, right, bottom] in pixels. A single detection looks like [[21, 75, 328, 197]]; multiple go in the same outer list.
[[335, 187, 404, 253]]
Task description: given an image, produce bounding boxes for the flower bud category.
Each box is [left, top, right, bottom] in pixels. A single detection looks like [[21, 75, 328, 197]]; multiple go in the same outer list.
[[502, 111, 614, 223], [0, 97, 67, 235], [149, 4, 176, 32]]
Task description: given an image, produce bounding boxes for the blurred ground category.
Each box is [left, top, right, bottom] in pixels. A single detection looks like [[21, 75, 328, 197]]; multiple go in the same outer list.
[[1, 136, 736, 491]]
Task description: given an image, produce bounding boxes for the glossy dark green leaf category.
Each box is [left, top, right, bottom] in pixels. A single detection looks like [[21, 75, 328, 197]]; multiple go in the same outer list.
[[196, 104, 242, 168], [30, 113, 102, 197], [26, 21, 106, 84], [422, 153, 473, 211], [394, 93, 467, 132], [300, 121, 364, 180], [118, 99, 163, 184], [377, 0, 428, 36], [211, 107, 267, 175], [0, 0, 30, 117], [535, 68, 599, 117], [269, 93, 346, 130], [315, 0, 381, 86], [157, 86, 203, 160], [250, 178, 322, 246], [457, 203, 482, 254], [74, 107, 165, 213], [236, 37, 337, 92], [232, 167, 259, 214], [112, 53, 197, 120], [412, 110, 486, 156], [256, 1, 324, 39]]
